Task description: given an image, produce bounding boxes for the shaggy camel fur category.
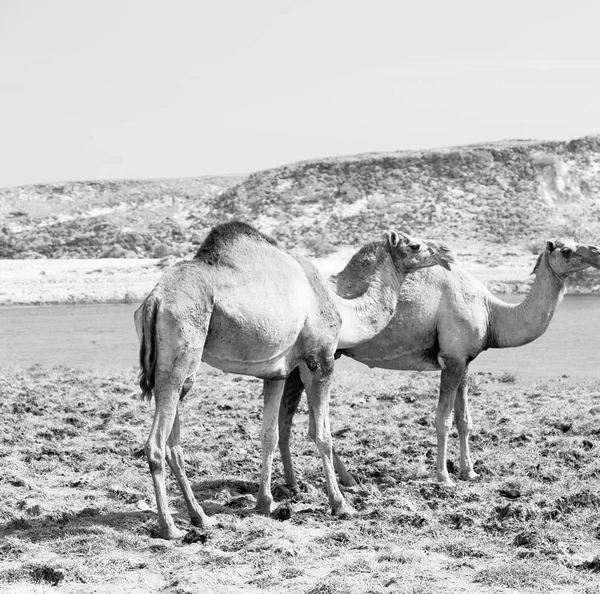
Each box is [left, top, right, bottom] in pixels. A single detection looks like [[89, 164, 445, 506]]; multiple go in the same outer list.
[[279, 238, 600, 489], [134, 221, 453, 538]]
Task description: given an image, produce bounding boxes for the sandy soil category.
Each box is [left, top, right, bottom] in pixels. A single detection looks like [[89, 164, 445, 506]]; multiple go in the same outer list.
[[0, 248, 538, 306]]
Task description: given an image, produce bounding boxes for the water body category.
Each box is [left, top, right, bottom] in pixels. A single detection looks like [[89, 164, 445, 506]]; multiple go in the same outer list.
[[1, 296, 599, 382]]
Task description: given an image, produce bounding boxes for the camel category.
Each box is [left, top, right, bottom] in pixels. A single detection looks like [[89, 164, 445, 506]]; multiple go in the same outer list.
[[134, 221, 454, 539], [278, 238, 600, 490]]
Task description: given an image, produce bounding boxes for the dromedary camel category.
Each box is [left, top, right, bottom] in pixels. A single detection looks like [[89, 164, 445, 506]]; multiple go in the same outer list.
[[134, 221, 453, 539], [279, 238, 600, 489]]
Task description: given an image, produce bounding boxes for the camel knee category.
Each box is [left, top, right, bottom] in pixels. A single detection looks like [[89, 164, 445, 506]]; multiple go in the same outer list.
[[261, 432, 278, 453], [144, 441, 165, 474], [279, 421, 292, 444], [165, 443, 185, 468], [260, 419, 279, 451], [435, 414, 453, 435], [312, 430, 332, 455], [454, 411, 473, 434]]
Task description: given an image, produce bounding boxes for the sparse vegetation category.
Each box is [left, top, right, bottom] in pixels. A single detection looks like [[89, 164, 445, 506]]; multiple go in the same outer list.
[[0, 364, 599, 592]]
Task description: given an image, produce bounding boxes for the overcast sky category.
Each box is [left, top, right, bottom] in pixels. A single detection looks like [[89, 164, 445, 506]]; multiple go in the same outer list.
[[1, 0, 599, 188]]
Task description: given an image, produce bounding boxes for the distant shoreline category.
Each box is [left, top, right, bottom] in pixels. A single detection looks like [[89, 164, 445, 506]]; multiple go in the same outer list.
[[1, 249, 598, 306]]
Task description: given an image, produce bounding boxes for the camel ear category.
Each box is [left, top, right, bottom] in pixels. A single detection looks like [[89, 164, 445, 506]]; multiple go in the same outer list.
[[384, 231, 399, 248], [385, 230, 411, 248], [546, 240, 556, 252]]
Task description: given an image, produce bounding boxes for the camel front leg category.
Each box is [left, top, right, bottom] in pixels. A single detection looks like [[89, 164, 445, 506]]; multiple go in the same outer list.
[[165, 408, 215, 529], [454, 367, 478, 481], [300, 358, 354, 517], [435, 359, 466, 486], [145, 389, 184, 540], [278, 368, 304, 492], [255, 379, 285, 515]]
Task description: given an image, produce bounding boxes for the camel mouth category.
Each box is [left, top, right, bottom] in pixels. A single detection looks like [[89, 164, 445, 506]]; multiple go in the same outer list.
[[436, 256, 453, 270], [578, 245, 600, 269], [431, 244, 455, 270], [585, 257, 600, 270]]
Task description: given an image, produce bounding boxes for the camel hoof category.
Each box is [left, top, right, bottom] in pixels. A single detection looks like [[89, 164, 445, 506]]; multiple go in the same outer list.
[[273, 482, 297, 500], [191, 513, 217, 530], [459, 470, 479, 481], [436, 476, 456, 488], [332, 502, 356, 518], [158, 525, 186, 540], [254, 500, 274, 516]]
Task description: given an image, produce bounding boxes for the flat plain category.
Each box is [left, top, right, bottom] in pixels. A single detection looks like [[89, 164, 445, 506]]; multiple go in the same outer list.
[[1, 363, 599, 593]]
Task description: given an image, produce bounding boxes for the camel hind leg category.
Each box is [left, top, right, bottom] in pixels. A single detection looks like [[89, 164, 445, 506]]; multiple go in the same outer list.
[[165, 407, 215, 529], [145, 310, 209, 540], [279, 368, 304, 491]]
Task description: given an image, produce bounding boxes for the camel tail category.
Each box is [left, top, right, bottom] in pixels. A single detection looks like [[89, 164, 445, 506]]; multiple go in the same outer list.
[[135, 298, 159, 401]]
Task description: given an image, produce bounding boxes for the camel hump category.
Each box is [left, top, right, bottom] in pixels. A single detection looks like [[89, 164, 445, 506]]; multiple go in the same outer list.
[[194, 221, 278, 266]]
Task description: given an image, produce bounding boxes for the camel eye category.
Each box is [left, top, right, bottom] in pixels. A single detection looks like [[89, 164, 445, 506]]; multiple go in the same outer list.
[[561, 247, 572, 256], [409, 244, 420, 252]]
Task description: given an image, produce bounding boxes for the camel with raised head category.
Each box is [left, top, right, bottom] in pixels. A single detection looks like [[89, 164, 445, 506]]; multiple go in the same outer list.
[[134, 221, 453, 539], [279, 238, 600, 489]]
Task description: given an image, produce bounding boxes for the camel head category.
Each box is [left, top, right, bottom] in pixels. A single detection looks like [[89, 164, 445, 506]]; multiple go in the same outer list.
[[539, 238, 600, 279], [384, 231, 454, 273]]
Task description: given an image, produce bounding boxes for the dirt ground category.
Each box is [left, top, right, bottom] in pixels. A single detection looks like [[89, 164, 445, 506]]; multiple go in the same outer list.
[[0, 365, 599, 593]]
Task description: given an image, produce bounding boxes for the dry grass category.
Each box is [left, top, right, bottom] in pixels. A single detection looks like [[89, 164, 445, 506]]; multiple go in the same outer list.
[[0, 364, 599, 593]]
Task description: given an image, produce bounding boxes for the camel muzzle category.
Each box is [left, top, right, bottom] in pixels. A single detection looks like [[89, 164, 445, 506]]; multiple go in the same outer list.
[[434, 249, 455, 271], [579, 246, 600, 269]]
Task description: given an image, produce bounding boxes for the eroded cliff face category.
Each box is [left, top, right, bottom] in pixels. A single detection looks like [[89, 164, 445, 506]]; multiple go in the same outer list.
[[1, 135, 599, 260], [216, 135, 600, 251]]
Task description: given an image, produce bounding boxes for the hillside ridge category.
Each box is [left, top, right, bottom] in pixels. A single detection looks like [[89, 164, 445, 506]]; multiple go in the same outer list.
[[1, 135, 600, 262]]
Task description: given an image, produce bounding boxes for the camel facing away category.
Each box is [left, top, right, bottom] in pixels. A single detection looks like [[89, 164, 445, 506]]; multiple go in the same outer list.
[[279, 238, 600, 490], [134, 221, 454, 539]]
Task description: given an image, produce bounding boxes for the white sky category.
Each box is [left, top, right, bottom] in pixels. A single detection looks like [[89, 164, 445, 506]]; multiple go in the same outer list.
[[1, 0, 599, 187]]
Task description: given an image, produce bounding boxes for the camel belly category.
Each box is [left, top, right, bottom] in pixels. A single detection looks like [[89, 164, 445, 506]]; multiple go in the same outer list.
[[202, 311, 302, 378], [344, 350, 440, 371], [202, 351, 291, 379]]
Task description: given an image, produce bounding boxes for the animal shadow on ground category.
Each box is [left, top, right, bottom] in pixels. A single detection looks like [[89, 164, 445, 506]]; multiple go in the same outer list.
[[0, 508, 160, 543], [190, 477, 331, 521]]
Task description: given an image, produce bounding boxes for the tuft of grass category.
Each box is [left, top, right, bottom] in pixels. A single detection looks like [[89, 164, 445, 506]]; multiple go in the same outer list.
[[475, 559, 578, 590], [497, 371, 517, 383]]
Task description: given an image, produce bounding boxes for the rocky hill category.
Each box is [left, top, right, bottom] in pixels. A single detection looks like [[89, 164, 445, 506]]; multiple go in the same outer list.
[[216, 134, 600, 253], [0, 176, 244, 259], [1, 135, 600, 261]]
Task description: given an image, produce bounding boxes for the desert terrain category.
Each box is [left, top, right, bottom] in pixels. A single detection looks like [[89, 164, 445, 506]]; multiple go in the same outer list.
[[1, 136, 599, 593]]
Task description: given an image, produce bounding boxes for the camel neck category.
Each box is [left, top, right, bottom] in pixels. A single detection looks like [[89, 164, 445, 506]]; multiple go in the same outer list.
[[487, 252, 566, 349], [333, 256, 404, 349]]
